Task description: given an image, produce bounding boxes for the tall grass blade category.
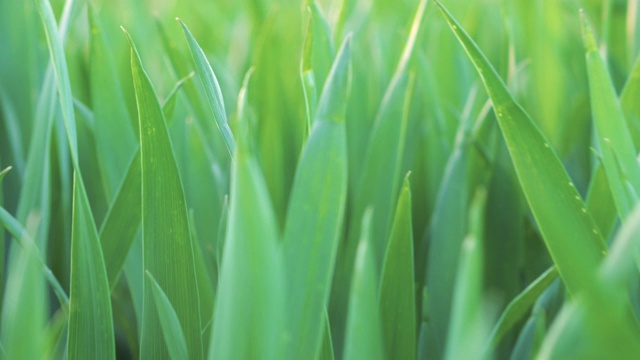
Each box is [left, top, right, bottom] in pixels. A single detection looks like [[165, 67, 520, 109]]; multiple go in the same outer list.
[[582, 10, 640, 221], [435, 1, 606, 295], [209, 69, 285, 360], [378, 174, 415, 360], [124, 29, 203, 360], [68, 173, 115, 360], [283, 35, 350, 360], [178, 19, 235, 155], [343, 209, 384, 360]]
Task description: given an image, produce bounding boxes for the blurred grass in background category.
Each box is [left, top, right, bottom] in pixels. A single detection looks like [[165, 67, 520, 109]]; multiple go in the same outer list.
[[2, 0, 640, 358]]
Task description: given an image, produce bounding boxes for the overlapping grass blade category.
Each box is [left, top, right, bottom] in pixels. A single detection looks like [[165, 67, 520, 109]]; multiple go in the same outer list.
[[124, 29, 203, 359], [68, 173, 115, 360], [89, 6, 137, 199], [350, 0, 426, 268], [283, 35, 350, 360], [510, 309, 546, 360], [146, 271, 189, 360], [99, 151, 141, 287], [318, 313, 335, 360], [487, 266, 557, 352], [343, 210, 384, 360], [435, 1, 606, 295], [209, 68, 285, 360], [378, 174, 415, 360], [444, 189, 489, 360], [539, 205, 640, 358], [178, 19, 235, 155], [582, 11, 640, 221]]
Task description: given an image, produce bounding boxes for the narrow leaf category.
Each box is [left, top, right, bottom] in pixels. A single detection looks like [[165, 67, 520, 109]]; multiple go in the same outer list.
[[124, 28, 203, 360], [378, 174, 416, 360], [283, 36, 351, 360], [146, 271, 189, 360], [435, 1, 606, 295], [68, 173, 115, 360]]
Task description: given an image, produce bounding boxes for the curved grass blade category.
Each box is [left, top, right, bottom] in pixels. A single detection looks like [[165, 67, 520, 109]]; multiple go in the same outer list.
[[283, 36, 351, 360], [343, 209, 384, 360], [177, 19, 235, 155], [378, 174, 415, 360], [509, 309, 546, 360], [146, 271, 189, 360], [434, 1, 606, 295], [486, 266, 557, 352], [209, 68, 285, 360], [124, 28, 203, 360], [68, 173, 115, 360], [162, 72, 194, 120], [582, 11, 640, 221], [0, 207, 68, 309]]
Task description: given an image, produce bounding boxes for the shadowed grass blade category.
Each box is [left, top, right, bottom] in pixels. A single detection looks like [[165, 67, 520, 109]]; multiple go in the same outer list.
[[68, 173, 115, 360], [209, 68, 285, 360], [435, 1, 606, 295], [378, 174, 415, 360], [124, 28, 203, 360], [283, 35, 350, 360], [146, 271, 189, 360], [486, 266, 557, 352]]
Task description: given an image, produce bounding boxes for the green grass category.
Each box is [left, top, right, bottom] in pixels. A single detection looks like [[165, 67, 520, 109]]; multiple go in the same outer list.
[[2, 0, 640, 359]]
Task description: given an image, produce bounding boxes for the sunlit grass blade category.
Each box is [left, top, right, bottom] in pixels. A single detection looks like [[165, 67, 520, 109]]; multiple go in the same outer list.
[[124, 29, 203, 360], [586, 163, 618, 239], [581, 10, 640, 221], [620, 52, 640, 148], [343, 209, 384, 360], [283, 35, 350, 360], [378, 174, 415, 360], [209, 68, 285, 360], [68, 173, 115, 360], [178, 19, 235, 155], [486, 266, 557, 352], [435, 1, 606, 295], [146, 271, 189, 360]]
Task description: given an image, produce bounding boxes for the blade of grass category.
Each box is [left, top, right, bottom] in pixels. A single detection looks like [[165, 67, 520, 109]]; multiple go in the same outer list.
[[486, 266, 558, 352], [146, 271, 189, 360], [124, 28, 203, 360], [209, 69, 285, 360], [89, 6, 137, 200], [378, 174, 415, 360], [67, 173, 115, 360], [1, 214, 46, 360], [178, 19, 235, 155], [343, 209, 384, 360], [283, 35, 351, 360], [582, 10, 640, 221], [444, 188, 490, 360], [435, 1, 606, 296]]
